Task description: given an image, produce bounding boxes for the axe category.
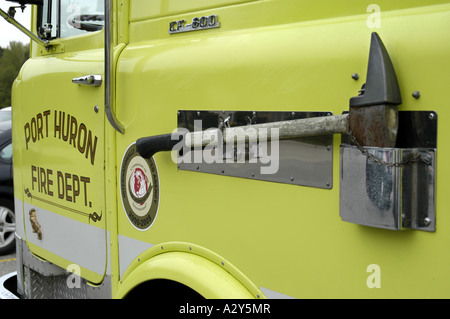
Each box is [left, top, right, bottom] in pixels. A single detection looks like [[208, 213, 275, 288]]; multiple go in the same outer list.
[[137, 32, 402, 158]]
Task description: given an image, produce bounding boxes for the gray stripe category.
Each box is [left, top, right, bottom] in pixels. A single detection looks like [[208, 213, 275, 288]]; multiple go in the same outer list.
[[22, 201, 106, 275], [118, 234, 153, 277]]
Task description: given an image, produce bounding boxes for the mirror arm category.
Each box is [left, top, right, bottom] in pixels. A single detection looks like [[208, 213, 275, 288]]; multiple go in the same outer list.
[[0, 7, 50, 48]]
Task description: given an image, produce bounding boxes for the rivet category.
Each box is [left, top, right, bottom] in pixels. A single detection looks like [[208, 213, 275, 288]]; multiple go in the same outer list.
[[412, 91, 421, 99], [326, 181, 331, 187], [197, 111, 201, 117], [290, 176, 294, 182], [94, 105, 99, 113], [291, 112, 295, 117], [351, 73, 359, 80], [423, 217, 431, 226], [429, 113, 435, 120]]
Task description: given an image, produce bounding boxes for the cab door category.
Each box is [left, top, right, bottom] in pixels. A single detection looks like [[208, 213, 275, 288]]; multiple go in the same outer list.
[[17, 0, 106, 284]]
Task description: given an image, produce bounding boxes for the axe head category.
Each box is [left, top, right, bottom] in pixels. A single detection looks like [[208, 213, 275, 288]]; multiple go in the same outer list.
[[349, 33, 402, 148]]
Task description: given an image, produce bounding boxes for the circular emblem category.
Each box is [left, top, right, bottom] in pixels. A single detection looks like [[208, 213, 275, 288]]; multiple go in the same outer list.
[[120, 143, 159, 230]]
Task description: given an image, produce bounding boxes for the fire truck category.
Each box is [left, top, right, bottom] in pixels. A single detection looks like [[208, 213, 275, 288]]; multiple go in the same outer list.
[[0, 0, 448, 299]]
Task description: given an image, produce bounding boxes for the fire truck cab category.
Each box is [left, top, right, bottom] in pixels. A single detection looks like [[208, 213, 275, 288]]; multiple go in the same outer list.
[[0, 0, 449, 299]]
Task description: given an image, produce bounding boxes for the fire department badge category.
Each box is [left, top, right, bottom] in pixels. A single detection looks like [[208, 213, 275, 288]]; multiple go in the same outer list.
[[120, 143, 159, 230]]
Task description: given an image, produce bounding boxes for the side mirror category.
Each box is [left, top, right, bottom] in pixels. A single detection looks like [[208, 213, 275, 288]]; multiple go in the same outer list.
[[0, 0, 50, 48], [6, 0, 43, 5]]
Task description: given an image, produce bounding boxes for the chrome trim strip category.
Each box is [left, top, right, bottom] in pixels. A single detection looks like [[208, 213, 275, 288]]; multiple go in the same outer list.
[[105, 0, 125, 133]]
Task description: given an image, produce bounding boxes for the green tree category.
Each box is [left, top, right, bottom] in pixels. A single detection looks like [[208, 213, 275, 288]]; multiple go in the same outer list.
[[0, 41, 29, 108]]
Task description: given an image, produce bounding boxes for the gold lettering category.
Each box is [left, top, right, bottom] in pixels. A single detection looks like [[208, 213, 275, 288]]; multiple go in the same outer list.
[[47, 169, 53, 196], [85, 131, 98, 166], [31, 118, 37, 142], [57, 171, 64, 199], [24, 123, 31, 150], [54, 110, 62, 139], [80, 176, 90, 206], [31, 166, 54, 196], [61, 112, 70, 142], [39, 167, 46, 194], [37, 113, 43, 140], [31, 166, 37, 190], [77, 123, 87, 153], [43, 110, 50, 138], [72, 174, 80, 203], [25, 110, 98, 165], [65, 173, 72, 202], [69, 116, 78, 148]]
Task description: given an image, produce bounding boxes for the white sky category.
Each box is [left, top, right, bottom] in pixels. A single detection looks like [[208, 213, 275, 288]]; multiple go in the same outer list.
[[0, 3, 31, 48]]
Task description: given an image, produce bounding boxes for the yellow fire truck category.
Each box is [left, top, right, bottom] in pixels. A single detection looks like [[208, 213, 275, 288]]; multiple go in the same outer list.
[[0, 0, 448, 299]]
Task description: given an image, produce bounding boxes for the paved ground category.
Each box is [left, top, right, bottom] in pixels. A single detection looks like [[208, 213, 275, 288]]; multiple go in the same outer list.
[[0, 253, 16, 278]]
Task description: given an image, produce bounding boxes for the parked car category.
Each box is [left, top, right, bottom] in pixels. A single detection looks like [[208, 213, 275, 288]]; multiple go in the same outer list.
[[0, 120, 14, 255], [0, 107, 11, 123]]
